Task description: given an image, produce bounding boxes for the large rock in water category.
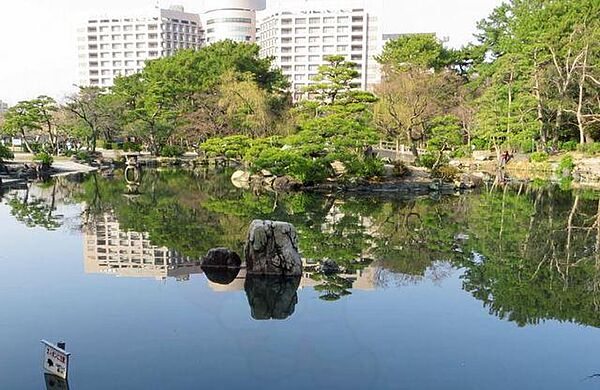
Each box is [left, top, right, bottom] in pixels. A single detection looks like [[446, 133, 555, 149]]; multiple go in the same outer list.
[[244, 220, 303, 276]]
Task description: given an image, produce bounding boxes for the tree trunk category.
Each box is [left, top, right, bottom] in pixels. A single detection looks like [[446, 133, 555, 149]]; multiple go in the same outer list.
[[20, 129, 34, 154], [576, 44, 589, 145], [533, 55, 546, 145]]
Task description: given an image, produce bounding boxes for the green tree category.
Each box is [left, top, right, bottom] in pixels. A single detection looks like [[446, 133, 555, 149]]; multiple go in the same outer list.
[[2, 97, 59, 154], [377, 33, 454, 72], [64, 86, 125, 151]]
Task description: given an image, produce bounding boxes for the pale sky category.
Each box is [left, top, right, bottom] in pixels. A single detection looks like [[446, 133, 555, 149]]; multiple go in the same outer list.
[[0, 0, 502, 105]]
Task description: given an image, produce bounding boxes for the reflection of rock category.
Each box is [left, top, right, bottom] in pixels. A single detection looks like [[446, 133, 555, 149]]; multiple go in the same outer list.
[[202, 248, 242, 268], [244, 276, 301, 320], [208, 277, 245, 292], [245, 220, 303, 276], [202, 267, 241, 285], [201, 248, 242, 285]]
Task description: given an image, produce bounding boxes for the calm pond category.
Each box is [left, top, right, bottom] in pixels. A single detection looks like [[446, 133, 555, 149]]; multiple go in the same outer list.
[[1, 169, 600, 389]]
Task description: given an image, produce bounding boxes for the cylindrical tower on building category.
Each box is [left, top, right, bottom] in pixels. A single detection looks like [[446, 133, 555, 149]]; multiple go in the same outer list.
[[203, 0, 266, 43]]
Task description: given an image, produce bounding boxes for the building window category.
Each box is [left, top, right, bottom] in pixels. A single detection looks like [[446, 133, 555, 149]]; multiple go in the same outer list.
[[206, 18, 252, 25]]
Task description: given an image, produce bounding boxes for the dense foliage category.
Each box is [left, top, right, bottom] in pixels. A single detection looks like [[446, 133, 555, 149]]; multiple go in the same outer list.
[[1, 2, 599, 167]]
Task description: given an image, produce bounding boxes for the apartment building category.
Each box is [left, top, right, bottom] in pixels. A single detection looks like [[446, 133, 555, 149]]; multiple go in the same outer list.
[[203, 0, 266, 43], [0, 100, 8, 114], [77, 6, 203, 87], [83, 213, 202, 281], [258, 7, 384, 98]]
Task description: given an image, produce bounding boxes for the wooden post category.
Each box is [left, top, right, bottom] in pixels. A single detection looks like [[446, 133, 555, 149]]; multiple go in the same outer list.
[[395, 140, 400, 160]]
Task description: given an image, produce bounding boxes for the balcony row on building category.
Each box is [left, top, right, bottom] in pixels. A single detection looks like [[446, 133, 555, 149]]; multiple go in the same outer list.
[[77, 1, 397, 97]]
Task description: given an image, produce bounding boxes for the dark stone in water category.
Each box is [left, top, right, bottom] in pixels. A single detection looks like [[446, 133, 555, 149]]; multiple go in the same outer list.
[[202, 248, 242, 269], [244, 276, 301, 320]]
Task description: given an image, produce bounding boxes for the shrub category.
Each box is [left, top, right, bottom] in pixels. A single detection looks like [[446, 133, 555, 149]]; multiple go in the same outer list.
[[450, 146, 471, 158], [33, 152, 54, 167], [360, 157, 385, 178], [431, 165, 460, 182], [252, 148, 331, 184], [577, 143, 600, 155], [244, 137, 284, 162], [530, 151, 549, 163], [201, 135, 253, 159], [123, 141, 142, 152], [160, 145, 184, 158], [27, 142, 42, 153], [558, 155, 575, 175], [471, 139, 488, 150], [75, 151, 94, 163], [560, 141, 578, 152], [0, 144, 14, 162], [417, 152, 447, 169], [559, 176, 573, 191], [392, 161, 409, 177]]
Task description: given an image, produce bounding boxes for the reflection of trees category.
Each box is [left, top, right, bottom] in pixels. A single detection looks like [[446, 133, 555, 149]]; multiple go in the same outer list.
[[8, 168, 600, 327], [460, 185, 600, 327], [74, 169, 247, 258], [8, 181, 62, 230]]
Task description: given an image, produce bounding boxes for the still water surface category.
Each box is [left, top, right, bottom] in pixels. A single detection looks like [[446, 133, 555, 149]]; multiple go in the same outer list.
[[1, 169, 600, 389]]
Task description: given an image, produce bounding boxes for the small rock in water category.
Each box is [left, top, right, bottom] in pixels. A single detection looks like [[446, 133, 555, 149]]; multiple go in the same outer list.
[[202, 248, 242, 269], [231, 170, 251, 188]]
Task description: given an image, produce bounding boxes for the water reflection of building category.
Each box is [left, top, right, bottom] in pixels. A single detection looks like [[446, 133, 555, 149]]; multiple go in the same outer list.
[[205, 265, 377, 292], [83, 213, 377, 289], [83, 214, 203, 281]]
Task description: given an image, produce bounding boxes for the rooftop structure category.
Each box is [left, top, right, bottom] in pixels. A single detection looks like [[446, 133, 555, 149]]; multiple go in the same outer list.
[[203, 0, 266, 43]]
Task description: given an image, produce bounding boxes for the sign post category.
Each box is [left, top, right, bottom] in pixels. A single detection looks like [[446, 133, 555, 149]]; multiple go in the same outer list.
[[41, 340, 71, 380]]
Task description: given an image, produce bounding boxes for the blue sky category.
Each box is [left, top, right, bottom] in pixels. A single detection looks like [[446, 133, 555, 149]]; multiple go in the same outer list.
[[0, 0, 501, 104]]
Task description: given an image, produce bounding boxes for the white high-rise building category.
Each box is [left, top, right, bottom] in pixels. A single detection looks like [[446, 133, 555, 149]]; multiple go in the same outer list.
[[258, 6, 384, 99], [0, 100, 8, 114], [78, 6, 203, 87], [203, 0, 266, 43]]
